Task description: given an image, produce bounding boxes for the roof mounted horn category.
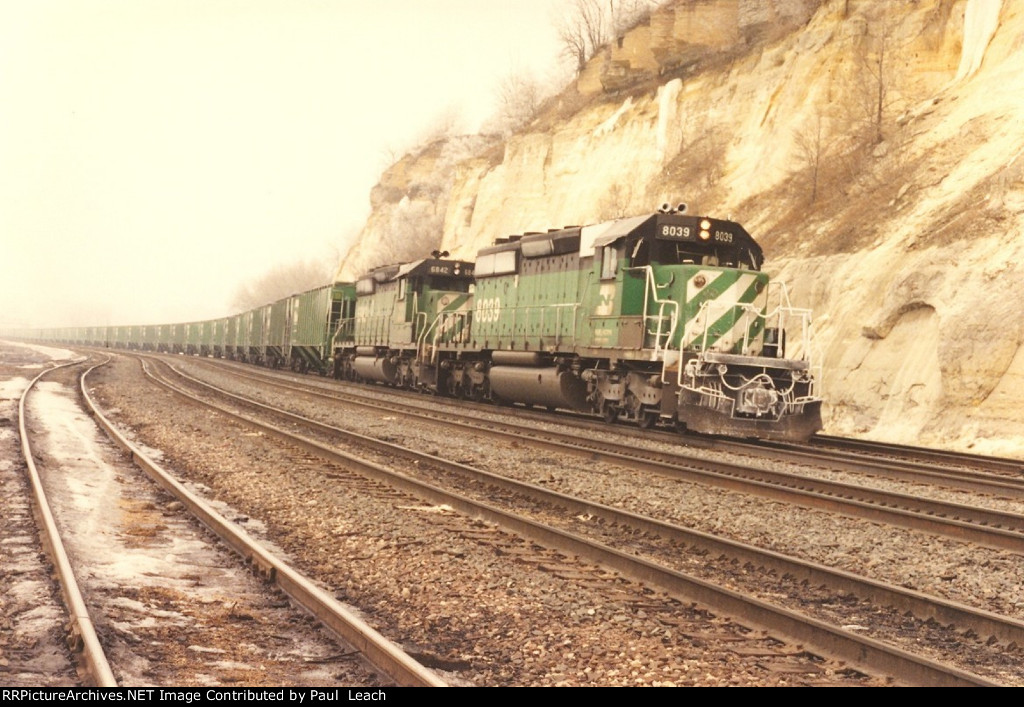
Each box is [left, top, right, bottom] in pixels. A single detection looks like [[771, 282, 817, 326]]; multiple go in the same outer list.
[[658, 201, 687, 215]]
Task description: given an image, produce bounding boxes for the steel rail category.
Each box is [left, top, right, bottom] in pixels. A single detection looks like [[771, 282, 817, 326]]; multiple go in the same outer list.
[[172, 355, 1024, 495], [141, 355, 1003, 686], [80, 359, 447, 688], [729, 438, 1024, 498], [157, 357, 1024, 649], [171, 356, 1024, 553], [807, 434, 1024, 477], [18, 359, 118, 687]]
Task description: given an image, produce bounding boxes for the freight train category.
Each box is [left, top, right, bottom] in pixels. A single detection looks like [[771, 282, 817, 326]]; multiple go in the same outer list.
[[8, 207, 822, 442]]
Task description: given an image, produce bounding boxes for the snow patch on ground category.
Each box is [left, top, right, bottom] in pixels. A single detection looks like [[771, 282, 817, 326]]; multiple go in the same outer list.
[[0, 339, 79, 364], [0, 376, 32, 402]]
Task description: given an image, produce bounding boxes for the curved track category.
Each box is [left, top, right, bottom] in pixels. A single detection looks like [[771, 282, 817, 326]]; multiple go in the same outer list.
[[17, 356, 444, 687], [17, 358, 116, 687], [136, 353, 1015, 686], [177, 357, 1024, 553]]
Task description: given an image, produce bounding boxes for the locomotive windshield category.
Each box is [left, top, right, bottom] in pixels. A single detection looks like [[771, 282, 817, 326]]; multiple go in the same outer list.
[[649, 216, 762, 269], [427, 275, 473, 293], [586, 213, 764, 271], [630, 236, 760, 270]]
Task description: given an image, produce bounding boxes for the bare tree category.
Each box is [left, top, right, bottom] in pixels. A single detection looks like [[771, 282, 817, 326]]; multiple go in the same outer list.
[[416, 104, 465, 146], [688, 124, 728, 190], [491, 70, 544, 135], [793, 111, 832, 204], [231, 258, 333, 312], [598, 183, 631, 220], [850, 11, 904, 146], [377, 105, 466, 175], [555, 0, 661, 74], [555, 0, 613, 73], [558, 0, 607, 72], [378, 144, 403, 173], [610, 0, 658, 36], [557, 3, 594, 73]]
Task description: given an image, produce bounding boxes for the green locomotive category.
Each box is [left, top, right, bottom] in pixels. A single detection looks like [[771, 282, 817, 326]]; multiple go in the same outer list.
[[10, 208, 821, 442], [332, 257, 476, 391], [341, 208, 821, 442]]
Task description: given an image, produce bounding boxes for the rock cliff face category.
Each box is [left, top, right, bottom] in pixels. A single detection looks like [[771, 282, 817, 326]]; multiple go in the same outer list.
[[338, 0, 1024, 458]]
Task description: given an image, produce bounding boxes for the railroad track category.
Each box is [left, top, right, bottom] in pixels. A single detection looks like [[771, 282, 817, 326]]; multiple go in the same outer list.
[[802, 434, 1024, 480], [81, 354, 867, 686], [173, 356, 1024, 554], [17, 358, 114, 686], [16, 356, 444, 687], [132, 353, 1020, 686]]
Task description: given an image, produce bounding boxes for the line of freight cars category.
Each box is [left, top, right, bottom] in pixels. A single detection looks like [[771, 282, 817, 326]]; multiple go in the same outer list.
[[20, 284, 354, 375], [9, 207, 824, 442]]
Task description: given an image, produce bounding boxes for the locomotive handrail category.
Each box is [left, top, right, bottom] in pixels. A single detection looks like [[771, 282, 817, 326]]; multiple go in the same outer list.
[[504, 301, 580, 348], [689, 285, 814, 358], [411, 292, 421, 343], [681, 284, 819, 392], [330, 316, 356, 353], [417, 309, 472, 363], [623, 266, 678, 361], [413, 310, 427, 348]]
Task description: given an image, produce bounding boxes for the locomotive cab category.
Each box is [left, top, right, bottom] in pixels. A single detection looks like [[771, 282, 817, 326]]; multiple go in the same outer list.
[[578, 211, 821, 440], [343, 257, 475, 389]]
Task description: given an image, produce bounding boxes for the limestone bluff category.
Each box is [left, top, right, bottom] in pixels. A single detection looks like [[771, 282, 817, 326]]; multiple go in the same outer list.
[[338, 0, 1024, 458]]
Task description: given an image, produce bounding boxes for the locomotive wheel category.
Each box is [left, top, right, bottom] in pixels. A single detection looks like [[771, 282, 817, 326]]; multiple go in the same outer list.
[[602, 403, 618, 424], [637, 409, 658, 429], [444, 374, 461, 398], [622, 391, 643, 421]]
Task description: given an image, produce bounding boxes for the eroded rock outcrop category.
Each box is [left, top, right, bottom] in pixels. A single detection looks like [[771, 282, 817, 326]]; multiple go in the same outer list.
[[338, 0, 1024, 456]]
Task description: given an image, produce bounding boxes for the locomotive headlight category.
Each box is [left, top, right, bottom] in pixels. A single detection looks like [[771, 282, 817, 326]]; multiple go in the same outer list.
[[699, 229, 711, 240], [700, 219, 711, 230]]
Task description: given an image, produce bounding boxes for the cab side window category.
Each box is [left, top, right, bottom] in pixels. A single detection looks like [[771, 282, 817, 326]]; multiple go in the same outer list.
[[601, 246, 618, 280]]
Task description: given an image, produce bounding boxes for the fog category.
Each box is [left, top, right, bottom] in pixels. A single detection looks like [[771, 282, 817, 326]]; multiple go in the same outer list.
[[1, 0, 564, 328]]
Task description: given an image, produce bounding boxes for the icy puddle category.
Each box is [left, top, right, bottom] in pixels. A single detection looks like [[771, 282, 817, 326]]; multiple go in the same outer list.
[[25, 374, 388, 687]]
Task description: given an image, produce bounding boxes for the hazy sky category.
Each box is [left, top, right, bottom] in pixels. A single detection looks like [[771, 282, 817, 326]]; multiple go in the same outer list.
[[1, 0, 565, 328]]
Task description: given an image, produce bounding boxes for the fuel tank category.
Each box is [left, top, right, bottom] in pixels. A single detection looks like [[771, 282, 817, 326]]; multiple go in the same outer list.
[[352, 355, 398, 384], [488, 366, 588, 411]]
